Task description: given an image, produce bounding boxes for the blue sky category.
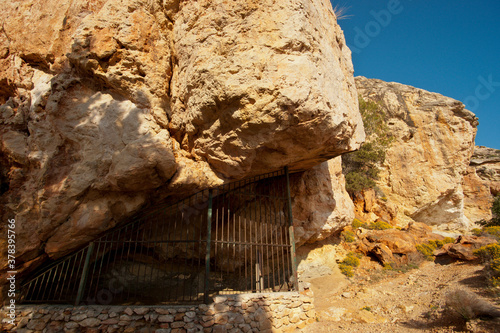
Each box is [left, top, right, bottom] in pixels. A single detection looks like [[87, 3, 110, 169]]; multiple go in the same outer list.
[[332, 0, 500, 149]]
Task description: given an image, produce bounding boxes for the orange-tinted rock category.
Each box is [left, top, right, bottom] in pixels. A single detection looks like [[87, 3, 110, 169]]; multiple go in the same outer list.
[[0, 0, 363, 295], [355, 77, 478, 231]]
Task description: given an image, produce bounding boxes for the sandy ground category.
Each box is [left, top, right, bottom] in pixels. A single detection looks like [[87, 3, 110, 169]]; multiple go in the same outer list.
[[300, 259, 500, 332]]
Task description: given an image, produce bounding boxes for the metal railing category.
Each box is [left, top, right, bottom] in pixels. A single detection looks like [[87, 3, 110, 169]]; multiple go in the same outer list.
[[19, 167, 298, 305]]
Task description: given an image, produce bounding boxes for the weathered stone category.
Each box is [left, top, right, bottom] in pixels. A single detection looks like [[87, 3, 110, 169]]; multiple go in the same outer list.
[[0, 0, 362, 289], [26, 319, 47, 330], [353, 309, 388, 324], [439, 235, 497, 260], [185, 311, 196, 319], [79, 318, 101, 327], [51, 312, 65, 321], [97, 314, 109, 320], [172, 329, 187, 333], [70, 313, 87, 322], [171, 321, 186, 328], [64, 321, 80, 329], [355, 76, 478, 230], [201, 319, 215, 328], [215, 313, 229, 325], [212, 324, 228, 333], [155, 329, 172, 333], [292, 157, 356, 244], [214, 303, 229, 313], [158, 315, 175, 323], [463, 146, 500, 222], [101, 318, 119, 325]]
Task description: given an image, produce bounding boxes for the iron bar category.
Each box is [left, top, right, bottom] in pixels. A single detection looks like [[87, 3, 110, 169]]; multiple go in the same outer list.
[[285, 166, 299, 292], [75, 243, 94, 305], [20, 167, 297, 304], [204, 189, 213, 304]]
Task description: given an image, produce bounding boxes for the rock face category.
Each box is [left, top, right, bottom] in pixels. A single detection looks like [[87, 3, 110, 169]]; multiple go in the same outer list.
[[463, 146, 500, 222], [354, 77, 478, 230], [291, 157, 355, 246], [0, 0, 363, 293]]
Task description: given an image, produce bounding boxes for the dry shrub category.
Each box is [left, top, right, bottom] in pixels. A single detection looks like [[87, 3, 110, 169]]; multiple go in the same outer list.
[[445, 288, 500, 321]]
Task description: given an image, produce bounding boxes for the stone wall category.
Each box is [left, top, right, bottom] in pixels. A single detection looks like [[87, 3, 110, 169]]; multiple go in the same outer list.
[[1, 293, 315, 333]]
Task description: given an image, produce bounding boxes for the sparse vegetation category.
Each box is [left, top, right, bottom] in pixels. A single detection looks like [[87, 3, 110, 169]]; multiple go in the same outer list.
[[350, 218, 393, 230], [446, 288, 500, 321], [342, 97, 393, 194], [352, 218, 364, 229], [478, 195, 500, 227], [416, 243, 437, 261], [367, 220, 392, 230], [474, 243, 500, 287], [492, 195, 500, 220], [484, 226, 500, 239], [341, 230, 356, 243], [474, 243, 500, 262], [332, 5, 350, 20], [339, 252, 361, 277], [416, 238, 455, 261]]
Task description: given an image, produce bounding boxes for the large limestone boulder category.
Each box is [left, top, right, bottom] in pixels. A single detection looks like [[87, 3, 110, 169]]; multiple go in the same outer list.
[[0, 0, 363, 293], [354, 77, 478, 230], [291, 157, 355, 245]]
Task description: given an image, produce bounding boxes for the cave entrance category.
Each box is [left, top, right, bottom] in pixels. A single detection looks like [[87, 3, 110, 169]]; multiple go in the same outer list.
[[19, 168, 298, 305]]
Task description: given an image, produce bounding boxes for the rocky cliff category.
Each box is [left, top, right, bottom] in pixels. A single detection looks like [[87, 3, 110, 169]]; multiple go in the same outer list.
[[353, 77, 479, 230], [0, 0, 363, 291], [463, 146, 500, 222]]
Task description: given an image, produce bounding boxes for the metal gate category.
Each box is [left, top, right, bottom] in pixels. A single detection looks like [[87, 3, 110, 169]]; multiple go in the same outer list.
[[19, 168, 298, 305]]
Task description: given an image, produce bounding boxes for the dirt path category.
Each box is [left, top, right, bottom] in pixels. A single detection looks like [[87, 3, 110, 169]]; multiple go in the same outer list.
[[301, 260, 500, 332]]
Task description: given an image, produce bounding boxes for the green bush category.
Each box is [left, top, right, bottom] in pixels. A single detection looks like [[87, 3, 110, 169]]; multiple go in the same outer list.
[[383, 263, 393, 270], [472, 228, 482, 236], [490, 258, 500, 276], [343, 254, 360, 267], [478, 195, 500, 227], [339, 252, 361, 277], [367, 220, 393, 230], [352, 218, 365, 229], [473, 243, 500, 262], [429, 237, 455, 249], [339, 263, 354, 277], [416, 243, 437, 261], [342, 97, 393, 194], [492, 195, 500, 218], [341, 230, 356, 243], [473, 242, 500, 287], [484, 226, 500, 239]]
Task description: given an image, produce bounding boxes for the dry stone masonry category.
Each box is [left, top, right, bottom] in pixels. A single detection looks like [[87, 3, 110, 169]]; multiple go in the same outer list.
[[1, 293, 315, 333]]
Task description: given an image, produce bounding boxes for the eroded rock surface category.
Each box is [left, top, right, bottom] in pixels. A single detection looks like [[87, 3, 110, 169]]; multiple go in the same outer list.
[[0, 0, 363, 294], [354, 77, 478, 230], [463, 146, 500, 222], [291, 157, 355, 246]]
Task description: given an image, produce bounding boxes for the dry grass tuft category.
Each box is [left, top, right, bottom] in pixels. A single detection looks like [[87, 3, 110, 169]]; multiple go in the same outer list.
[[332, 5, 351, 20], [445, 288, 500, 321]]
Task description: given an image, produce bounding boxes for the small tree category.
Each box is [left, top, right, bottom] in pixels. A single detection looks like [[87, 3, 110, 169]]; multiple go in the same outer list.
[[492, 195, 500, 220], [342, 97, 392, 194], [480, 195, 500, 227]]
